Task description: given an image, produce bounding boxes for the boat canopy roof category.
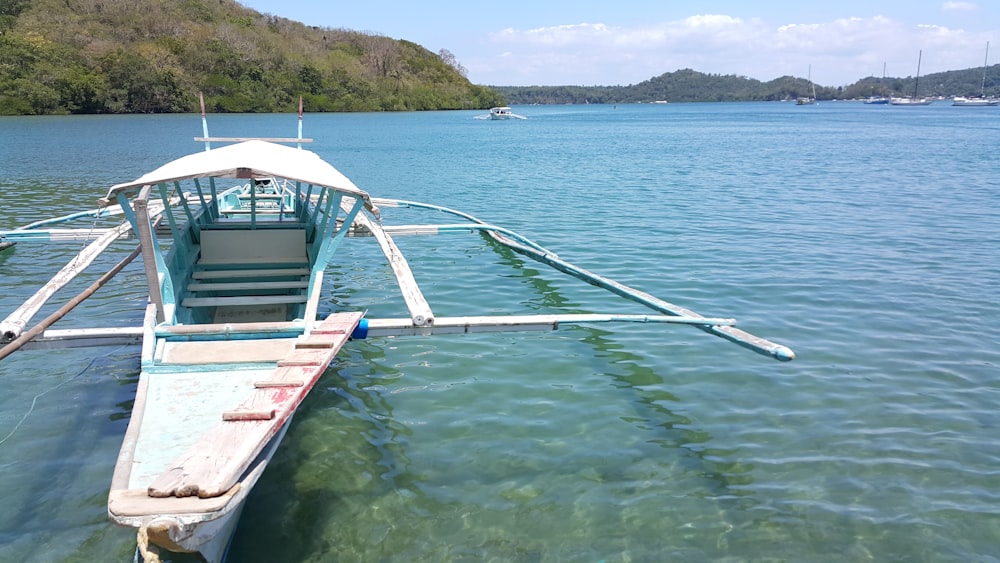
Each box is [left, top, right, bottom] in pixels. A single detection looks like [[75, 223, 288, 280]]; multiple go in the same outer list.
[[105, 140, 374, 209]]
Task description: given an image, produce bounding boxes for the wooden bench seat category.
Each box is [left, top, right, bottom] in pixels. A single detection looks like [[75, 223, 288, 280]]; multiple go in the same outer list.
[[187, 280, 310, 292], [218, 208, 294, 215], [190, 268, 311, 280], [236, 194, 286, 200], [197, 256, 308, 266], [182, 229, 311, 316], [182, 295, 308, 308]]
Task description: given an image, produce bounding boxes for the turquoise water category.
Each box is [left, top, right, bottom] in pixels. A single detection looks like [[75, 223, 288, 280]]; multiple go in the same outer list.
[[1, 102, 999, 561]]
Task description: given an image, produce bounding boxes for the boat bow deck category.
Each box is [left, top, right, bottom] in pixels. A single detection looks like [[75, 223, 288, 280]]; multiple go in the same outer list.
[[108, 312, 362, 556]]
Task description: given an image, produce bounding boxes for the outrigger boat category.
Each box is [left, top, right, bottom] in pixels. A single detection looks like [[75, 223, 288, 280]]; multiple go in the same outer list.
[[0, 100, 793, 562], [474, 106, 527, 120]]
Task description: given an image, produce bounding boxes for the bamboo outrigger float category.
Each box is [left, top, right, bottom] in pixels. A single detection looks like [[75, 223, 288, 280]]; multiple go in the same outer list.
[[0, 103, 792, 562]]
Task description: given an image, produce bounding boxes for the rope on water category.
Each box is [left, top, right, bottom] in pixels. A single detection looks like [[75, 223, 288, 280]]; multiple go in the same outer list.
[[0, 351, 106, 446], [137, 524, 161, 563]]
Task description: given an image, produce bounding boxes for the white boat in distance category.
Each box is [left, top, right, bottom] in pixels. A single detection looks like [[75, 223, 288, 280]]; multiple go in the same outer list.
[[796, 65, 817, 105], [952, 96, 998, 106], [890, 97, 933, 106], [475, 106, 527, 120], [0, 98, 793, 562], [953, 42, 998, 106], [864, 63, 890, 105]]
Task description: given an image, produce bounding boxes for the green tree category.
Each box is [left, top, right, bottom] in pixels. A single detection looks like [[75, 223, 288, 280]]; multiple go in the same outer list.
[[101, 50, 184, 113], [298, 65, 323, 95]]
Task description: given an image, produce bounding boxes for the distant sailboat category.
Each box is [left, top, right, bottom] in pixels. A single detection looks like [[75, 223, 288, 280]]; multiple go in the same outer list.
[[864, 62, 890, 104], [953, 42, 998, 106], [891, 51, 932, 106], [797, 65, 817, 105]]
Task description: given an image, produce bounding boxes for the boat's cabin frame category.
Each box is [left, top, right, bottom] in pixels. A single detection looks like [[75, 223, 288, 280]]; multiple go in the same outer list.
[[104, 142, 374, 335]]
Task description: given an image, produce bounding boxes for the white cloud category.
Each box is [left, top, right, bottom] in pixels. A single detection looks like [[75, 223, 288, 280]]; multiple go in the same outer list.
[[682, 14, 744, 28], [472, 14, 996, 86], [496, 22, 614, 46], [942, 2, 977, 12]]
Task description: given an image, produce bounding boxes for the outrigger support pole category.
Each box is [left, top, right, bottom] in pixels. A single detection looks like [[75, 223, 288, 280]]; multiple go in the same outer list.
[[0, 245, 142, 361], [0, 217, 135, 342], [132, 187, 167, 324], [369, 198, 795, 362], [491, 231, 795, 362], [12, 313, 735, 352]]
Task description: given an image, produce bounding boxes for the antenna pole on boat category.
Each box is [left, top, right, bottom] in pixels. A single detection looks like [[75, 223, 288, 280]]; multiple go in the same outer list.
[[297, 96, 304, 149], [199, 92, 211, 152]]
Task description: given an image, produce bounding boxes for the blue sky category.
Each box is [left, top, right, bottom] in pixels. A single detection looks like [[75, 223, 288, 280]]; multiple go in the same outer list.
[[238, 1, 999, 87]]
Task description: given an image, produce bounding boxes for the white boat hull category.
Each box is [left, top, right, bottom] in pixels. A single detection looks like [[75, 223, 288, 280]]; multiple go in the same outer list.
[[487, 106, 526, 119], [952, 97, 998, 106], [890, 97, 932, 106]]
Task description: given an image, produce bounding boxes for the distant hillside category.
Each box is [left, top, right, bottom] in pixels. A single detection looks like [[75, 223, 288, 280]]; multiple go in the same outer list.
[[494, 66, 1000, 104], [0, 0, 504, 114]]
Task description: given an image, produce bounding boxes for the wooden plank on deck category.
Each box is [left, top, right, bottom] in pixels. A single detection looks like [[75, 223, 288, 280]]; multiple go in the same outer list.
[[109, 485, 241, 516], [182, 294, 307, 308], [254, 365, 309, 388], [276, 347, 335, 366], [191, 268, 310, 279], [187, 280, 309, 292]]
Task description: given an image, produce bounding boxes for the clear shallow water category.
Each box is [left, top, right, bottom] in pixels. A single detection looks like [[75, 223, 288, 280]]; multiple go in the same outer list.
[[1, 102, 999, 562]]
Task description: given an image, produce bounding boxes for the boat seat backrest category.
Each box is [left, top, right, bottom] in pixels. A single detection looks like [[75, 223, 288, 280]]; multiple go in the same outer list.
[[198, 228, 308, 265], [222, 192, 242, 210]]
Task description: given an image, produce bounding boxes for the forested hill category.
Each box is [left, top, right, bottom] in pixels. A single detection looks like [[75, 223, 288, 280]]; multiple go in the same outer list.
[[494, 66, 1000, 104], [0, 0, 504, 114]]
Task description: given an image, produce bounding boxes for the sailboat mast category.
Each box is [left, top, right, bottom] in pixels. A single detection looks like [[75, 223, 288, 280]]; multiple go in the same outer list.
[[981, 42, 990, 97], [914, 50, 922, 98]]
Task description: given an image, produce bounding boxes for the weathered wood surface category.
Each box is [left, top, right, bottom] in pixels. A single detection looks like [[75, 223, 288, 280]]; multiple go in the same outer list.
[[0, 245, 142, 359], [0, 228, 127, 242], [190, 268, 310, 279], [253, 366, 305, 388], [108, 485, 241, 517], [363, 313, 736, 337], [18, 312, 734, 350], [146, 311, 362, 499], [194, 136, 313, 143], [159, 339, 296, 365], [1, 199, 169, 341], [0, 218, 135, 341], [16, 326, 144, 351], [343, 201, 434, 326], [181, 294, 307, 308], [487, 231, 795, 362], [187, 280, 309, 292], [155, 321, 302, 337], [366, 197, 793, 361]]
